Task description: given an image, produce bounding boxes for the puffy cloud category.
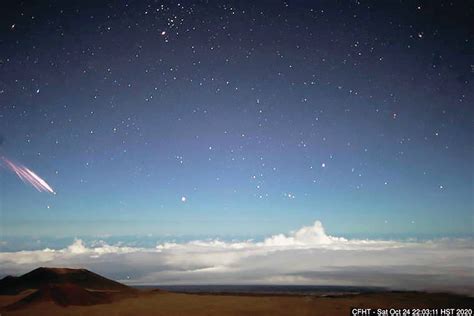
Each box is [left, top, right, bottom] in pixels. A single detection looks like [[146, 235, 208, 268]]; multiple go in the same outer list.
[[67, 239, 88, 254], [1, 221, 473, 295], [262, 221, 339, 246], [0, 238, 146, 265]]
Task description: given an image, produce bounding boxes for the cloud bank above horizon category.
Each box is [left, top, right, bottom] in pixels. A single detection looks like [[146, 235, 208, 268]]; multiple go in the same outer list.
[[1, 221, 473, 295]]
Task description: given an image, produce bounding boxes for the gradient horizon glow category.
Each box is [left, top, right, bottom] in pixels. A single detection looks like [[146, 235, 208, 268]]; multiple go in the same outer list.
[[0, 1, 472, 247]]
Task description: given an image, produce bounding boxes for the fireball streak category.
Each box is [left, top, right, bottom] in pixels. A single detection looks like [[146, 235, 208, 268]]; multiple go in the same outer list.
[[1, 156, 55, 194]]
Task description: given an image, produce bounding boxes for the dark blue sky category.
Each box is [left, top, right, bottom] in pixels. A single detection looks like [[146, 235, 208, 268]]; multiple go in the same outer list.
[[1, 0, 472, 239]]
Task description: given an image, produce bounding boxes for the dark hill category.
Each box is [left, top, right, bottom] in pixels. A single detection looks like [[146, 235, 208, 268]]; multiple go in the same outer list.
[[0, 267, 132, 295], [5, 283, 113, 310]]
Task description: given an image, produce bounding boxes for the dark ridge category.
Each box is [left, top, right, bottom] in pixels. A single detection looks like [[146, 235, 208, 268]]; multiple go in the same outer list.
[[5, 283, 112, 310], [0, 267, 132, 295]]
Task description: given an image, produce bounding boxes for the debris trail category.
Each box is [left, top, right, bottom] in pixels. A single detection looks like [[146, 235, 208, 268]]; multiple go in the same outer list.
[[1, 156, 55, 194]]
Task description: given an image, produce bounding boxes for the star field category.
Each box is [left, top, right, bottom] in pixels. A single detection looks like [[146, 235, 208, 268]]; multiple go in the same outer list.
[[0, 0, 472, 238]]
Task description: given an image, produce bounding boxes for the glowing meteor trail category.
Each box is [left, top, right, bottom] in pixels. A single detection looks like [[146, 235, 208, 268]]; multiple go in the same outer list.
[[1, 156, 55, 194]]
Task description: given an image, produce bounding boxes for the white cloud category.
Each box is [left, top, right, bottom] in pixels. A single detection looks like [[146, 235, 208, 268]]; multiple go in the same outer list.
[[1, 221, 473, 295], [262, 221, 339, 246]]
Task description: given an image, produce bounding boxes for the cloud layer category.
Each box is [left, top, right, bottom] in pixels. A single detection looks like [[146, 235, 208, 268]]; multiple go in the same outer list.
[[1, 221, 473, 295]]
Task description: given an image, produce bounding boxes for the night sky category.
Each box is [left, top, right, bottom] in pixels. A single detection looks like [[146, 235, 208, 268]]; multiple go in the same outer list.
[[1, 0, 473, 239]]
